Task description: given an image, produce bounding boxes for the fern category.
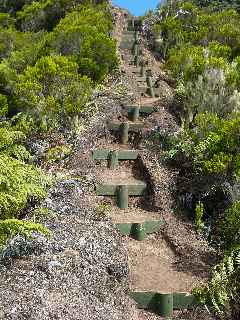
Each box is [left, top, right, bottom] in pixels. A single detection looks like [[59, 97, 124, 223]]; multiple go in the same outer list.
[[194, 247, 240, 315]]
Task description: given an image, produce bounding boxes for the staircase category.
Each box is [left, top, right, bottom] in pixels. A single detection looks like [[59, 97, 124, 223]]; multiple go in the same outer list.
[[93, 17, 198, 318]]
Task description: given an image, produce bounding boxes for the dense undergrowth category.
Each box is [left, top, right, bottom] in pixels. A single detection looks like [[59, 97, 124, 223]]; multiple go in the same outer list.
[[0, 0, 118, 249], [149, 0, 240, 318]]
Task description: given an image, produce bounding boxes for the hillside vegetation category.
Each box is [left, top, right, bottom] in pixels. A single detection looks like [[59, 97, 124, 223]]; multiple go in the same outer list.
[[150, 0, 240, 318], [0, 0, 118, 247]]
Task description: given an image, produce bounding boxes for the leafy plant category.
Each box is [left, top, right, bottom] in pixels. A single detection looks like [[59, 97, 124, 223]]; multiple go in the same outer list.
[[0, 154, 50, 219], [0, 126, 30, 160], [46, 144, 72, 164], [195, 201, 205, 233], [78, 33, 118, 82], [0, 93, 8, 116], [194, 248, 240, 316], [0, 218, 50, 246], [220, 201, 240, 250], [16, 55, 93, 128]]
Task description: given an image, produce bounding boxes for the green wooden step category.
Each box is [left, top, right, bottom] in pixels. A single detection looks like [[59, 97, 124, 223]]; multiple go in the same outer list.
[[107, 121, 143, 132], [116, 219, 165, 238], [92, 149, 139, 161], [130, 292, 198, 317], [96, 182, 147, 196], [107, 121, 143, 144], [126, 105, 156, 114]]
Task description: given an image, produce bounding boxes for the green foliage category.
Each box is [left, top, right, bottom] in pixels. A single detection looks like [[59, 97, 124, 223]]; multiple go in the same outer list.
[[154, 1, 240, 179], [31, 207, 56, 222], [7, 31, 49, 73], [17, 0, 63, 32], [157, 2, 240, 57], [220, 201, 240, 249], [17, 1, 111, 32], [194, 248, 240, 315], [0, 126, 30, 160], [195, 201, 205, 233], [0, 154, 50, 219], [0, 0, 32, 15], [46, 144, 72, 163], [16, 55, 92, 128], [0, 218, 50, 246], [0, 28, 15, 59], [192, 112, 240, 175], [78, 33, 118, 82], [167, 45, 205, 81], [0, 0, 115, 251], [50, 6, 117, 82], [0, 13, 15, 28], [0, 60, 17, 94], [96, 202, 111, 219], [0, 93, 8, 115], [53, 5, 112, 36]]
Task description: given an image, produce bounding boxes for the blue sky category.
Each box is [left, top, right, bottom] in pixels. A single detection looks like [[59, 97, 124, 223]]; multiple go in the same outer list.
[[113, 0, 160, 16]]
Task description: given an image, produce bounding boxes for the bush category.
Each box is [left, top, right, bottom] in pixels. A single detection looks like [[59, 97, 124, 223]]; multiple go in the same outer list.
[[192, 112, 240, 175], [220, 201, 240, 249], [17, 0, 64, 32], [49, 6, 117, 82], [17, 1, 111, 32], [46, 144, 72, 163], [0, 153, 50, 219], [78, 33, 118, 82], [0, 93, 8, 115], [16, 55, 93, 128], [7, 31, 49, 73], [181, 66, 240, 125], [194, 247, 240, 316], [0, 218, 50, 246], [0, 13, 15, 28], [0, 126, 30, 160]]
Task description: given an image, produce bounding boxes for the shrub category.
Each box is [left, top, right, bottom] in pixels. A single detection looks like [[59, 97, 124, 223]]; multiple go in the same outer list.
[[49, 6, 117, 82], [194, 248, 240, 316], [0, 0, 33, 15], [0, 126, 30, 160], [16, 55, 92, 128], [167, 45, 206, 81], [195, 201, 205, 233], [192, 112, 240, 175], [46, 144, 72, 164], [0, 154, 50, 219], [0, 28, 15, 59], [220, 201, 240, 250], [78, 33, 118, 82], [0, 93, 8, 116], [53, 5, 112, 36], [0, 13, 15, 28], [0, 218, 50, 246], [17, 0, 64, 32], [0, 60, 17, 95], [7, 30, 49, 73], [181, 66, 240, 125], [17, 1, 112, 32]]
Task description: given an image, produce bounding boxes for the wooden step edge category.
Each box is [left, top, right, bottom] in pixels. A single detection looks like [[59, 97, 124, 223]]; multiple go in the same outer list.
[[107, 121, 143, 132], [130, 291, 198, 316], [96, 183, 147, 196], [92, 149, 139, 161], [115, 219, 165, 236]]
